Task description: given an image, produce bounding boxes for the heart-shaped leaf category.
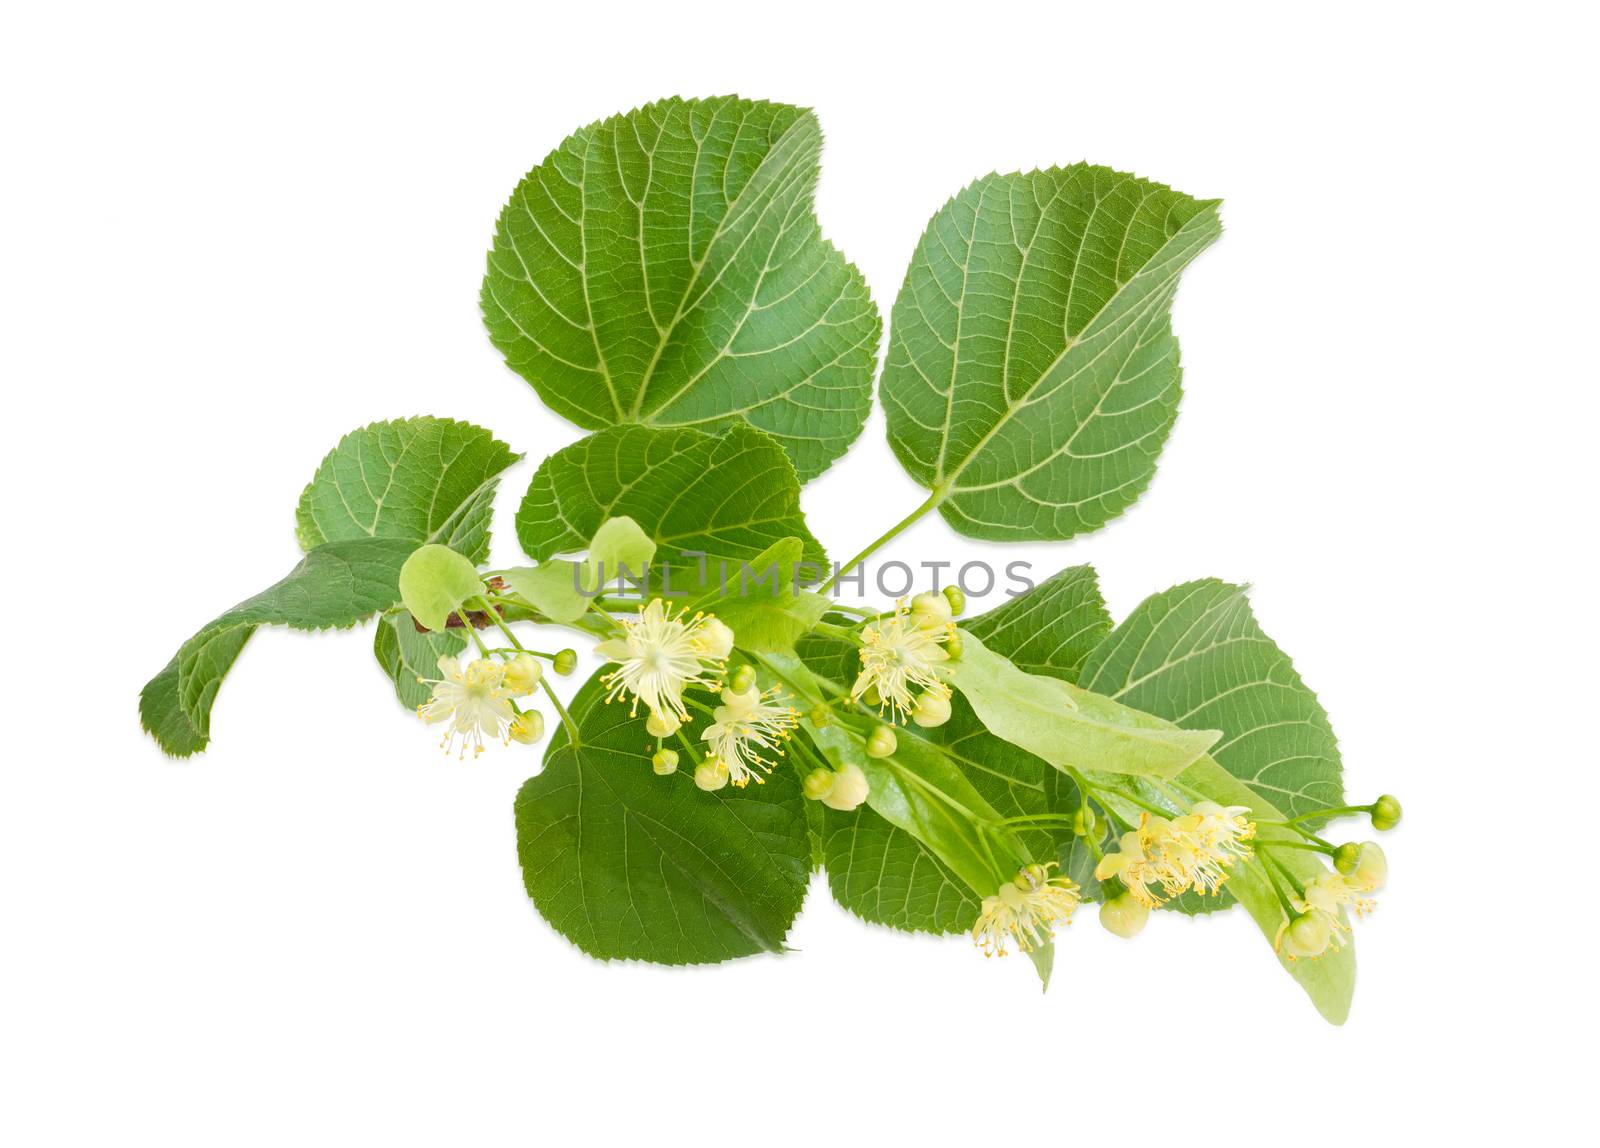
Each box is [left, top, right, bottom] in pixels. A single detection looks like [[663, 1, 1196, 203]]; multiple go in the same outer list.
[[881, 167, 1220, 540], [514, 670, 811, 964], [482, 96, 880, 481], [516, 423, 826, 598]]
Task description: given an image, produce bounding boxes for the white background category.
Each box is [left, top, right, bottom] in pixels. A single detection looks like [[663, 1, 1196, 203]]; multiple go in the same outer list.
[[3, 1, 1596, 1142]]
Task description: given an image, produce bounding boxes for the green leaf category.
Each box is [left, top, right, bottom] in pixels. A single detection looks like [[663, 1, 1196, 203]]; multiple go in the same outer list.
[[140, 538, 416, 756], [397, 544, 485, 633], [373, 610, 467, 710], [820, 803, 980, 934], [144, 417, 516, 756], [948, 630, 1221, 779], [1076, 580, 1343, 819], [960, 564, 1112, 681], [693, 537, 827, 653], [880, 167, 1221, 540], [499, 561, 589, 625], [515, 423, 827, 595], [514, 670, 810, 964], [295, 417, 519, 561], [481, 96, 881, 482]]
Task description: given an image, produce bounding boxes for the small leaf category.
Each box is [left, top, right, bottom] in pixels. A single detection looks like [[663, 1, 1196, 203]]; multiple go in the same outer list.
[[514, 670, 810, 964], [948, 630, 1220, 779], [482, 96, 880, 482], [295, 417, 519, 561], [398, 544, 485, 633], [516, 423, 827, 596], [499, 562, 589, 624], [583, 515, 657, 591], [881, 167, 1221, 540]]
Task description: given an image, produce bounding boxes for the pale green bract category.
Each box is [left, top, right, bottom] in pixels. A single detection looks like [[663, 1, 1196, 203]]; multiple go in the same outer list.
[[947, 630, 1222, 779], [497, 515, 657, 625], [482, 96, 881, 482], [881, 167, 1221, 540], [398, 544, 485, 633]]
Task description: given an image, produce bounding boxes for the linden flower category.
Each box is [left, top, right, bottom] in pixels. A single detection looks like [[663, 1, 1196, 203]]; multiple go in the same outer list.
[[418, 655, 517, 758], [1166, 801, 1256, 896], [851, 600, 954, 722], [1095, 803, 1257, 903], [1274, 870, 1375, 960], [972, 863, 1080, 957], [1094, 819, 1174, 908], [1299, 871, 1373, 930], [700, 685, 800, 787], [595, 599, 725, 724]]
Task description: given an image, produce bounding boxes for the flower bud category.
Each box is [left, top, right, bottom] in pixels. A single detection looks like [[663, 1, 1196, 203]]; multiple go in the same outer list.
[[645, 709, 681, 738], [865, 725, 897, 758], [807, 703, 832, 729], [911, 689, 952, 728], [552, 648, 578, 676], [910, 592, 953, 629], [694, 759, 730, 792], [502, 653, 543, 696], [861, 684, 882, 707], [509, 710, 545, 744], [728, 664, 757, 695], [1333, 842, 1362, 874], [820, 763, 870, 811], [944, 632, 964, 659], [942, 585, 966, 616], [802, 768, 836, 801], [1099, 893, 1149, 939], [700, 617, 735, 660], [1278, 913, 1333, 960], [651, 748, 680, 776], [1371, 794, 1403, 831], [1073, 804, 1097, 838]]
